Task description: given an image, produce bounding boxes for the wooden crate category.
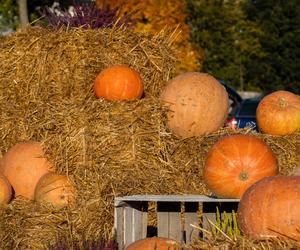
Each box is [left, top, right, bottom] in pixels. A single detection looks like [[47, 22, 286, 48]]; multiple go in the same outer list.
[[114, 195, 239, 249]]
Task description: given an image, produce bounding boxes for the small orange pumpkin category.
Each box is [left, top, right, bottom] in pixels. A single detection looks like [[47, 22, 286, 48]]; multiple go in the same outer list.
[[0, 141, 54, 200], [203, 134, 278, 198], [238, 176, 300, 240], [93, 65, 144, 101], [160, 72, 229, 138], [34, 172, 76, 208], [256, 90, 300, 135], [0, 173, 12, 204], [125, 237, 180, 250]]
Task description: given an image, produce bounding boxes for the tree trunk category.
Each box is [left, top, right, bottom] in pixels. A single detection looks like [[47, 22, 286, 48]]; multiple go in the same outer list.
[[18, 0, 29, 28]]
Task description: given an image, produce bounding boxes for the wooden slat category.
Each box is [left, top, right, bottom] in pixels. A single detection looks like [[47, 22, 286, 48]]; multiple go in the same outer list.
[[157, 202, 182, 241], [115, 194, 239, 203], [114, 206, 124, 250], [184, 202, 199, 244], [124, 206, 133, 247], [114, 201, 148, 249], [131, 201, 148, 241], [202, 211, 216, 238]]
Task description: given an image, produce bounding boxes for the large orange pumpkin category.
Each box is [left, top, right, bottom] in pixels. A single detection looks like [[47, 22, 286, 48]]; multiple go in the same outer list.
[[93, 65, 144, 101], [0, 173, 12, 204], [203, 134, 278, 198], [160, 72, 229, 138], [256, 90, 300, 135], [34, 172, 76, 208], [125, 237, 180, 250], [238, 176, 300, 240], [0, 141, 54, 199]]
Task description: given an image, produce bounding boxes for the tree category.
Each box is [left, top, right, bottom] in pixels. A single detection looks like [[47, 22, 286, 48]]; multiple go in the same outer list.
[[243, 0, 300, 93], [18, 0, 29, 28], [0, 0, 18, 32], [96, 0, 202, 73], [186, 0, 265, 91], [186, 0, 300, 93]]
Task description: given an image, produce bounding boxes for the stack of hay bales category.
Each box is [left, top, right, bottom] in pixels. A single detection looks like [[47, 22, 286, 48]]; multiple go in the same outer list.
[[0, 26, 299, 249]]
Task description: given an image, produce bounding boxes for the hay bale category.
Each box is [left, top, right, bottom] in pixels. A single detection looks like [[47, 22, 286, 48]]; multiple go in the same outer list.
[[0, 26, 299, 249]]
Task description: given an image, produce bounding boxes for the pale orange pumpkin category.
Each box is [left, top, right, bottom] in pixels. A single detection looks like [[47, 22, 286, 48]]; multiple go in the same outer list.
[[203, 134, 278, 198], [34, 172, 76, 208], [256, 90, 300, 135], [125, 237, 180, 250], [238, 176, 300, 240], [0, 173, 12, 204], [160, 72, 229, 138], [0, 141, 54, 200], [93, 65, 144, 101]]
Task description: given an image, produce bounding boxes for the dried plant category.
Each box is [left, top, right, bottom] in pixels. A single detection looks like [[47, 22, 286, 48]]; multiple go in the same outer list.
[[40, 2, 133, 30], [51, 238, 118, 250]]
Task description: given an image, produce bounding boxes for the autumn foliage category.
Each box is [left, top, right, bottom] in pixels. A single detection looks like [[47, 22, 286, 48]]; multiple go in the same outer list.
[[96, 0, 202, 73]]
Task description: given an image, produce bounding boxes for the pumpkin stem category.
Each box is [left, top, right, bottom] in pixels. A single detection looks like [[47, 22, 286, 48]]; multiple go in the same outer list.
[[278, 97, 288, 108], [239, 172, 248, 181]]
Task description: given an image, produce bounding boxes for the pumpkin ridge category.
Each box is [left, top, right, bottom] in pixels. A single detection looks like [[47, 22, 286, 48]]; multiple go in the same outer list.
[[37, 184, 70, 195], [212, 146, 236, 169], [231, 135, 245, 169], [244, 135, 255, 168], [247, 144, 270, 168], [36, 175, 61, 188]]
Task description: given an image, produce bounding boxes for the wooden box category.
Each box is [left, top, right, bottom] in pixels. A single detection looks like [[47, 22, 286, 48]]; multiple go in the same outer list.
[[114, 195, 239, 249]]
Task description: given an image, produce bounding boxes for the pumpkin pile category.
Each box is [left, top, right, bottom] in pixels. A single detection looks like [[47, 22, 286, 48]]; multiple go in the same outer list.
[[0, 141, 76, 208], [0, 25, 298, 250], [197, 88, 300, 241]]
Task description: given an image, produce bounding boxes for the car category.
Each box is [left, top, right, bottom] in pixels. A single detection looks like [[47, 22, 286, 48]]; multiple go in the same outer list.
[[226, 97, 263, 130], [218, 80, 243, 115]]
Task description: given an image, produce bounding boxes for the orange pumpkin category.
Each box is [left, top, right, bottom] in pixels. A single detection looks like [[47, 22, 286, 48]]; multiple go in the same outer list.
[[203, 134, 278, 198], [256, 90, 300, 135], [0, 141, 54, 199], [0, 173, 12, 204], [160, 72, 229, 138], [93, 65, 144, 101], [238, 176, 300, 240], [125, 237, 180, 250], [34, 172, 76, 208]]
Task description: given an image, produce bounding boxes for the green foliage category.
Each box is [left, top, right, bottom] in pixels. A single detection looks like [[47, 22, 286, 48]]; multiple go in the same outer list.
[[186, 0, 264, 91], [209, 206, 241, 239], [243, 0, 300, 93], [187, 0, 300, 93], [0, 0, 18, 31]]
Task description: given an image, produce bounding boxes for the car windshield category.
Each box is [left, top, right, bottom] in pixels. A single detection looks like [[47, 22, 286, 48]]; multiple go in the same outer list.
[[238, 101, 259, 116]]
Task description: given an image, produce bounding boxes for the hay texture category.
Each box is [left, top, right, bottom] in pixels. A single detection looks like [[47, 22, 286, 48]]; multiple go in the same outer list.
[[0, 26, 299, 249]]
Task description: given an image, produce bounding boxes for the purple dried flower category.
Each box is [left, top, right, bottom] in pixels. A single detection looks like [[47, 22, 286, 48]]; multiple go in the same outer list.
[[51, 238, 118, 250], [40, 2, 133, 30]]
